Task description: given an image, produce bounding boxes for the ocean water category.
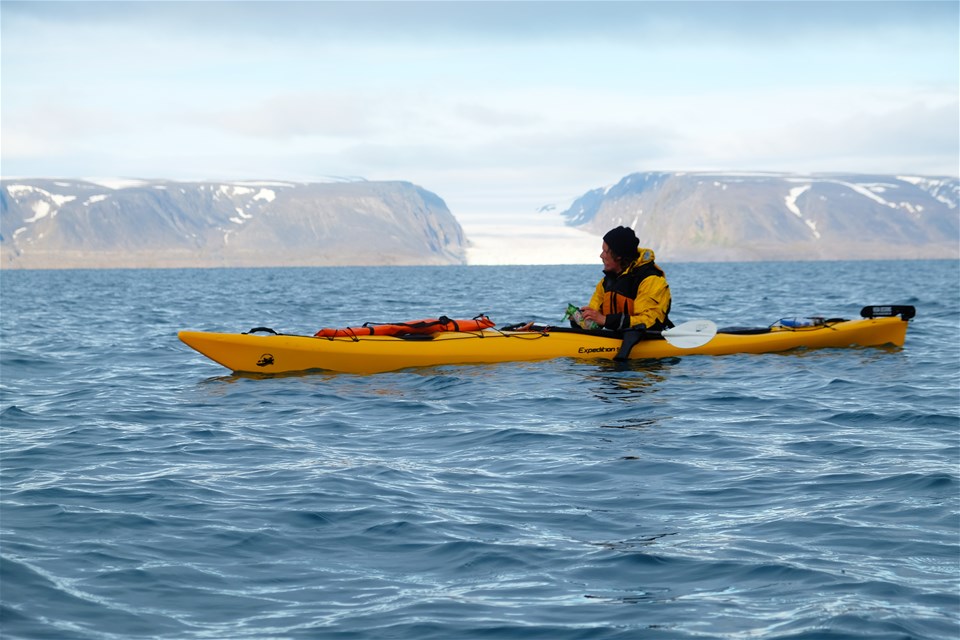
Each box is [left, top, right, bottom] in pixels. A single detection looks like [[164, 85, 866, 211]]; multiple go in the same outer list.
[[1, 260, 958, 640]]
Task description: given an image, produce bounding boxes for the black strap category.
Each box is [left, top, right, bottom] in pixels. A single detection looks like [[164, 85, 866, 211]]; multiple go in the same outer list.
[[244, 327, 279, 335], [860, 305, 916, 320]]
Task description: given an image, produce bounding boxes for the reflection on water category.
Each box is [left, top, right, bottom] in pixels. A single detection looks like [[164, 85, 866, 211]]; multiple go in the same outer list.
[[602, 418, 661, 431], [587, 357, 677, 400]]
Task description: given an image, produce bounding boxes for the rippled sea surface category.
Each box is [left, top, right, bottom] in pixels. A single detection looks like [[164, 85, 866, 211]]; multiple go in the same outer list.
[[2, 261, 958, 640]]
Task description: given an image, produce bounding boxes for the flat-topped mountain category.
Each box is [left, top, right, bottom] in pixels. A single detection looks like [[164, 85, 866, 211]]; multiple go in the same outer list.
[[560, 172, 958, 261], [1, 178, 467, 269], [4, 172, 957, 268]]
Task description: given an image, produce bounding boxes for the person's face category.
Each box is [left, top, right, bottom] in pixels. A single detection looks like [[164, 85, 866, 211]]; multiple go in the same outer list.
[[600, 242, 620, 272]]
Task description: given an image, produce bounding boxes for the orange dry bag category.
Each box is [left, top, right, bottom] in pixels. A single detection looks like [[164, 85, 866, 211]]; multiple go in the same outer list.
[[315, 315, 494, 339]]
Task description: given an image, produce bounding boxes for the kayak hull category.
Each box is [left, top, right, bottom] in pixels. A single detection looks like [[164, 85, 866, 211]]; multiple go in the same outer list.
[[178, 316, 909, 375]]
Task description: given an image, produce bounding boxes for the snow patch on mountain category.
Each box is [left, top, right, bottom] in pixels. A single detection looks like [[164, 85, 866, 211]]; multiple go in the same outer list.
[[217, 185, 256, 198], [230, 207, 254, 224], [7, 184, 76, 207], [841, 180, 898, 209], [253, 189, 276, 203], [25, 201, 54, 223], [82, 178, 149, 190], [785, 185, 811, 217], [7, 185, 37, 198], [897, 175, 958, 209], [232, 180, 300, 188], [783, 184, 821, 238], [7, 185, 77, 223]]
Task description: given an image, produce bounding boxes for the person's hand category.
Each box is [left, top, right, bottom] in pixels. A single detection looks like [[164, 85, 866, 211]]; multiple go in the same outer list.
[[580, 307, 606, 327]]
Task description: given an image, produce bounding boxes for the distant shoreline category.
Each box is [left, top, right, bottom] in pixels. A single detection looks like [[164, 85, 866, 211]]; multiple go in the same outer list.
[[4, 255, 957, 271]]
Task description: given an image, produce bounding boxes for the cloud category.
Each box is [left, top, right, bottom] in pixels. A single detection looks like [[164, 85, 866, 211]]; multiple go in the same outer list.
[[722, 97, 960, 174], [1, 0, 955, 218], [453, 103, 541, 128], [833, 101, 960, 157], [185, 92, 387, 139], [1, 101, 142, 162], [7, 1, 955, 49]]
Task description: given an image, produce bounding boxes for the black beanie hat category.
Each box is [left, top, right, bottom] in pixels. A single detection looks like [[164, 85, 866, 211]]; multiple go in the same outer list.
[[603, 226, 640, 261]]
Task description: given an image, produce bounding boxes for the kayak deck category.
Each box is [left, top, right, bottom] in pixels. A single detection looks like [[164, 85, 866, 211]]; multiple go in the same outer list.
[[178, 314, 910, 375]]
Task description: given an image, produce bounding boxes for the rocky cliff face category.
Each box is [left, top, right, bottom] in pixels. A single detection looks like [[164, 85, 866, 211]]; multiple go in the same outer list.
[[561, 172, 959, 261], [1, 179, 467, 268]]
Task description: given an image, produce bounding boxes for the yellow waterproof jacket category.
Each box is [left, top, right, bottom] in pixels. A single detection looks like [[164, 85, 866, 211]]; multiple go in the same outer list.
[[587, 248, 672, 331]]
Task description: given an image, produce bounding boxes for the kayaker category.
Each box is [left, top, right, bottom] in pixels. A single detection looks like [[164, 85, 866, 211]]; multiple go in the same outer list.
[[576, 226, 673, 332]]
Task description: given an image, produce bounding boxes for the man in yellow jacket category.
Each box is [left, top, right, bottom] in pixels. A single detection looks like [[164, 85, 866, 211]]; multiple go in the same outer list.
[[577, 226, 673, 332]]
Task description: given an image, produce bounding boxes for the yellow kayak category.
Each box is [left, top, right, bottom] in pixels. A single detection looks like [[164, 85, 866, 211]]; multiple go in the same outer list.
[[178, 306, 913, 375]]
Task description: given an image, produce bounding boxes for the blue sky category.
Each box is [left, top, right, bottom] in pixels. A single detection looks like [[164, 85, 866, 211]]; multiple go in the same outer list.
[[2, 0, 958, 224]]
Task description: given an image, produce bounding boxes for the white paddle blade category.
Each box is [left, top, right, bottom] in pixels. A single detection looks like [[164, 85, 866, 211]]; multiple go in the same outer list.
[[662, 319, 718, 349]]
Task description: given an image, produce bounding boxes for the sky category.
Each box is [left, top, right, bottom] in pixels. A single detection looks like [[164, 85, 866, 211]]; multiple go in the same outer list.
[[2, 0, 958, 263]]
